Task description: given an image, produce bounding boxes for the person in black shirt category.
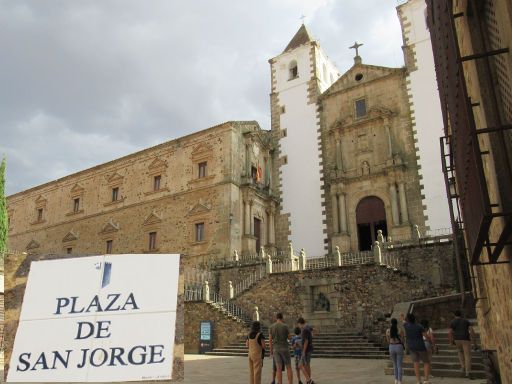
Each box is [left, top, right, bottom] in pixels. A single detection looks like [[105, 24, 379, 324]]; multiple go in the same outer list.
[[448, 310, 475, 378], [297, 317, 315, 384]]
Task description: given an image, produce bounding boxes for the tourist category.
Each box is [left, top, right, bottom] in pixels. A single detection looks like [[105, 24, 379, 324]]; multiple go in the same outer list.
[[404, 313, 431, 384], [269, 313, 293, 384], [386, 318, 405, 384], [291, 327, 303, 384], [297, 317, 314, 384], [270, 357, 285, 384], [420, 319, 436, 361], [448, 310, 475, 378], [246, 321, 266, 384]]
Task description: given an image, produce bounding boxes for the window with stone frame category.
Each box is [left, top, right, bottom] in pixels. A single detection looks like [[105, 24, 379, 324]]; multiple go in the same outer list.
[[66, 247, 72, 254], [112, 187, 119, 202], [153, 175, 161, 191], [355, 98, 367, 118], [106, 239, 113, 254], [37, 208, 43, 222], [148, 232, 157, 251], [73, 198, 80, 213], [195, 222, 205, 242], [198, 162, 207, 178], [289, 60, 298, 80]]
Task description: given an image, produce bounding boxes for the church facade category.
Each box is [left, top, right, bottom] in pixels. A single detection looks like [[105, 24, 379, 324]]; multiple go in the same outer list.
[[7, 25, 426, 262]]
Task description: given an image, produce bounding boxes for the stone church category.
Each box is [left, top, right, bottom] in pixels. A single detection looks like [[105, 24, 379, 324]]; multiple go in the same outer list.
[[6, 24, 426, 263]]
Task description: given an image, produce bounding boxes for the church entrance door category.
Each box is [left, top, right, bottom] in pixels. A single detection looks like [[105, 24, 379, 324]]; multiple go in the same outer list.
[[356, 196, 388, 251]]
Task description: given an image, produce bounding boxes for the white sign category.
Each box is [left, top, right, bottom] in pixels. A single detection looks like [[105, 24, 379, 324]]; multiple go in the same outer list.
[[8, 254, 181, 383]]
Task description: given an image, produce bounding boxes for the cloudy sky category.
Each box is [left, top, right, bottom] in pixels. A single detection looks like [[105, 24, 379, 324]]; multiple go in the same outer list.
[[1, 0, 409, 196]]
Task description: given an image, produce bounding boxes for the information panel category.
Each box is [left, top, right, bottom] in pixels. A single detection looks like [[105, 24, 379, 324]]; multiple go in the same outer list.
[[8, 254, 181, 382]]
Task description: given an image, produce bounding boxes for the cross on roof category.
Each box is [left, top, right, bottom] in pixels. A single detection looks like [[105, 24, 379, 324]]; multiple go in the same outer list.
[[349, 41, 363, 56], [300, 15, 306, 24]]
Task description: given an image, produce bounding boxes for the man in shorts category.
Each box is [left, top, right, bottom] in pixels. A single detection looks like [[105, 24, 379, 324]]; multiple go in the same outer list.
[[269, 313, 293, 384], [297, 317, 315, 384], [404, 313, 431, 384]]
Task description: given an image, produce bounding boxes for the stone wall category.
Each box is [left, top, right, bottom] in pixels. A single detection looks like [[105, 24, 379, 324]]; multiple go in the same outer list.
[[411, 293, 476, 330], [232, 263, 456, 333], [184, 302, 247, 354]]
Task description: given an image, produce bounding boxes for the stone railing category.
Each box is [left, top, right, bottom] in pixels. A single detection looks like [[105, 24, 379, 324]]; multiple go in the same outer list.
[[382, 226, 452, 248], [230, 264, 266, 297], [185, 285, 252, 325]]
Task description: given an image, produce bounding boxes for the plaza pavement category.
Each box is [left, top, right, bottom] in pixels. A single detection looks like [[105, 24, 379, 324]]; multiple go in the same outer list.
[[184, 355, 485, 384]]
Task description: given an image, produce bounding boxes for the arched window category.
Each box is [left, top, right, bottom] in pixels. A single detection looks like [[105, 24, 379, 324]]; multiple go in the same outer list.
[[289, 60, 298, 79]]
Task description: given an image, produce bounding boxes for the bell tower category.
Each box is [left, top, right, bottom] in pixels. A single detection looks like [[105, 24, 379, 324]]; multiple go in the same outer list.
[[269, 24, 340, 256]]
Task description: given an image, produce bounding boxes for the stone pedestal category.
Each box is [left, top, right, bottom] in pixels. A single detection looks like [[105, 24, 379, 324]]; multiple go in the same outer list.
[[331, 233, 351, 253]]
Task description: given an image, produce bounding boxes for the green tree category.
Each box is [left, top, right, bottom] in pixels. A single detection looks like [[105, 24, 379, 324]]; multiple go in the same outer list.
[[0, 156, 7, 256]]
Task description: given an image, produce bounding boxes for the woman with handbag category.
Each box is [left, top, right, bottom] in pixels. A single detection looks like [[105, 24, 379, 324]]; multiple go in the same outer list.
[[386, 318, 405, 384], [246, 321, 266, 384]]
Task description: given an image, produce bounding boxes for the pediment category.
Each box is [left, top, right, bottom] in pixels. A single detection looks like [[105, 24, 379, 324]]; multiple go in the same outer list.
[[62, 230, 79, 243], [148, 157, 168, 171], [107, 171, 124, 185], [35, 195, 47, 207], [191, 143, 213, 161], [99, 219, 120, 234], [26, 239, 40, 250], [70, 183, 85, 196], [143, 211, 163, 226], [187, 202, 211, 216], [322, 63, 403, 98]]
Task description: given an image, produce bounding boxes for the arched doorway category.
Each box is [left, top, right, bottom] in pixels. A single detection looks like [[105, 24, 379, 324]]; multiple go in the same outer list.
[[356, 196, 388, 251]]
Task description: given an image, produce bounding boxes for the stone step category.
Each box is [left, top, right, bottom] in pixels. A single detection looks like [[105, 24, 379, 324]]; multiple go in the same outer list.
[[385, 366, 486, 379], [206, 351, 389, 359]]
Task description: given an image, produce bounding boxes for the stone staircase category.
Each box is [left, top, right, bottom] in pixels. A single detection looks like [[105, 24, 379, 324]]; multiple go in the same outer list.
[[385, 324, 486, 379], [206, 330, 389, 359]]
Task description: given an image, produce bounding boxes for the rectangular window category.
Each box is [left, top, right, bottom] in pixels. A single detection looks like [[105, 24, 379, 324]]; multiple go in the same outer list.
[[153, 175, 161, 191], [73, 198, 80, 212], [195, 222, 205, 242], [106, 240, 113, 254], [355, 98, 366, 118], [149, 232, 157, 251], [198, 162, 207, 178], [112, 187, 119, 202], [66, 247, 72, 254], [37, 208, 43, 221]]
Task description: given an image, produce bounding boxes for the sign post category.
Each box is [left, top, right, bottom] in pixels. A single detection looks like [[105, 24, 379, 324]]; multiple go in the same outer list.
[[199, 321, 213, 353]]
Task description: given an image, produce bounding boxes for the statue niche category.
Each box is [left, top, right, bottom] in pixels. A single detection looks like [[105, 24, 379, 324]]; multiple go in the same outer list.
[[314, 292, 331, 312]]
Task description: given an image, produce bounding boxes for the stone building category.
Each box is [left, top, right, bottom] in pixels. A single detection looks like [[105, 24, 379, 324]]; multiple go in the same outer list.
[[270, 24, 426, 254], [320, 54, 426, 252], [427, 0, 512, 381], [6, 121, 277, 265]]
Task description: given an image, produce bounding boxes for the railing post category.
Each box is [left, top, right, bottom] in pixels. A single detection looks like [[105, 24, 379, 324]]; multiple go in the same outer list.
[[336, 246, 342, 266], [229, 280, 234, 299], [254, 306, 260, 321], [373, 241, 382, 265], [266, 257, 273, 274], [377, 229, 384, 244], [203, 280, 210, 302], [234, 250, 240, 262], [299, 248, 306, 270], [260, 246, 266, 260], [412, 224, 421, 244]]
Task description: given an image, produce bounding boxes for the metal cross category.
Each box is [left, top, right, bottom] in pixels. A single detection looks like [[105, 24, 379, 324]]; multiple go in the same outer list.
[[300, 15, 306, 23], [349, 41, 363, 56]]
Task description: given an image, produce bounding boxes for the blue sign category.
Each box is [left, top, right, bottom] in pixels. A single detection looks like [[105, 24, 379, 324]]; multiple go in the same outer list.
[[200, 321, 211, 341]]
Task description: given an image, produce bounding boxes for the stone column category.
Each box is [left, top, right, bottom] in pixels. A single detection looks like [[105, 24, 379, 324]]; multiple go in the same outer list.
[[245, 144, 251, 178], [268, 208, 275, 244], [249, 200, 254, 235], [331, 192, 339, 233], [335, 139, 343, 171], [203, 281, 210, 302], [299, 248, 307, 270], [338, 193, 348, 233], [385, 123, 393, 158], [244, 200, 250, 235], [389, 184, 400, 226], [398, 182, 409, 223]]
